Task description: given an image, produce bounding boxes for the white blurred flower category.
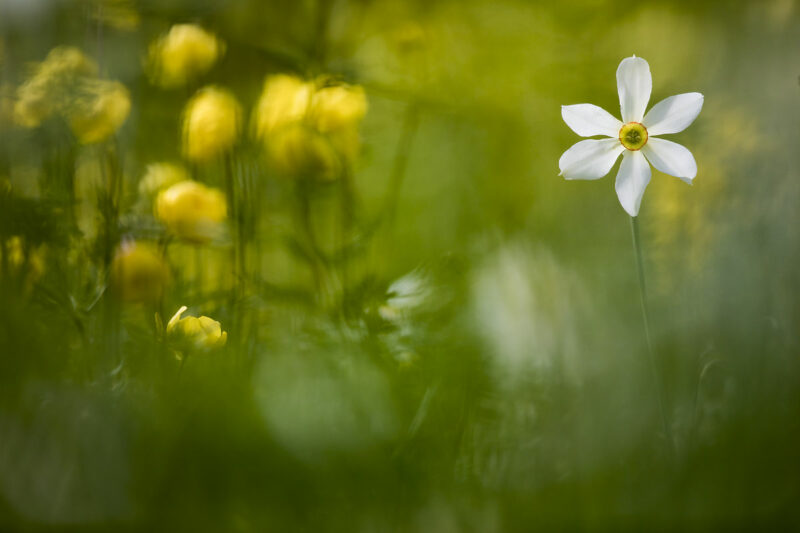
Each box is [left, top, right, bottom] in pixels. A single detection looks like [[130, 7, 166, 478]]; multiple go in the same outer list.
[[559, 55, 703, 216], [470, 243, 589, 386]]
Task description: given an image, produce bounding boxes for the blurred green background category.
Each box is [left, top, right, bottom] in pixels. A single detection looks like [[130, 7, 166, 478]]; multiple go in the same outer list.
[[1, 0, 799, 531]]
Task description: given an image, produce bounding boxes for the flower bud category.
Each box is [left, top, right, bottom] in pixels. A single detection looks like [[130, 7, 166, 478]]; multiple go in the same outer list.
[[310, 83, 367, 134], [253, 74, 313, 139], [148, 24, 223, 88], [68, 79, 130, 144], [166, 305, 227, 350], [155, 180, 227, 243], [110, 241, 169, 303], [182, 86, 241, 162]]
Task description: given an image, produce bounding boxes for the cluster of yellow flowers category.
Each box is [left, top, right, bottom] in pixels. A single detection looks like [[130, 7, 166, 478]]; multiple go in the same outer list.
[[253, 74, 368, 180], [14, 47, 130, 144], [109, 242, 227, 351], [63, 23, 370, 353]]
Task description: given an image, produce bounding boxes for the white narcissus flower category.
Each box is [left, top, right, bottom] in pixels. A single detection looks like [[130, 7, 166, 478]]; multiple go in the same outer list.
[[559, 56, 703, 216]]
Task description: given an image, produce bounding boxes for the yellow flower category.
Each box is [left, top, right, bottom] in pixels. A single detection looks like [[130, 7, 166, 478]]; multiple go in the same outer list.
[[67, 79, 130, 144], [110, 241, 169, 303], [182, 86, 241, 162], [310, 83, 367, 134], [155, 180, 227, 242], [138, 162, 189, 199], [252, 74, 314, 139], [148, 24, 223, 88], [253, 74, 368, 179], [14, 46, 97, 128], [167, 305, 227, 350]]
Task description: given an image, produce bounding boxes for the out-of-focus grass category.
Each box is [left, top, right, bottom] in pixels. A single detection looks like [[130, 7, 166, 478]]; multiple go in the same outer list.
[[1, 0, 799, 531]]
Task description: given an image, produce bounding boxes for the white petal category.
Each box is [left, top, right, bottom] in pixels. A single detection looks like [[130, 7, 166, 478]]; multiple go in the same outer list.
[[617, 56, 652, 123], [643, 93, 704, 136], [559, 138, 624, 181], [642, 138, 697, 184], [561, 104, 623, 137], [614, 150, 651, 217]]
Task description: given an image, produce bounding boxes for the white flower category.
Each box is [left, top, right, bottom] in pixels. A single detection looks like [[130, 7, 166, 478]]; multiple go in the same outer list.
[[559, 55, 703, 216]]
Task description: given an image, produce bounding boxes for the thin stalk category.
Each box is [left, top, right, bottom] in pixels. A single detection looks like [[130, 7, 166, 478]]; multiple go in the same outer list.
[[368, 103, 419, 274], [630, 216, 674, 458], [384, 103, 419, 226], [295, 178, 334, 307], [224, 155, 240, 302], [309, 0, 334, 70], [338, 167, 358, 314], [100, 140, 123, 373]]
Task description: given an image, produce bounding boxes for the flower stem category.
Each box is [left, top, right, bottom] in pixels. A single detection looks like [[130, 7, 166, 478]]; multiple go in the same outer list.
[[224, 155, 240, 301], [384, 103, 419, 227], [629, 216, 674, 458]]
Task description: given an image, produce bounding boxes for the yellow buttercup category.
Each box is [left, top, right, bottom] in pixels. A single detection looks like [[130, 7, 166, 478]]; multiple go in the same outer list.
[[68, 79, 131, 144], [148, 24, 223, 88], [110, 241, 170, 303], [167, 305, 227, 350], [182, 87, 241, 162], [155, 180, 227, 243]]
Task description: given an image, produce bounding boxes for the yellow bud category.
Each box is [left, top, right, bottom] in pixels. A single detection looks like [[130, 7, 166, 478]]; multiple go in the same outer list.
[[310, 83, 367, 134], [68, 79, 130, 144], [166, 305, 227, 350], [148, 24, 223, 88], [138, 162, 189, 199], [267, 124, 341, 181], [252, 74, 313, 140], [182, 86, 241, 162], [110, 241, 169, 303], [155, 180, 227, 243]]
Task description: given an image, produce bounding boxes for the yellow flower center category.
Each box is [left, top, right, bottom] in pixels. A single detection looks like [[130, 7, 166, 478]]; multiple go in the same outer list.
[[618, 122, 648, 151]]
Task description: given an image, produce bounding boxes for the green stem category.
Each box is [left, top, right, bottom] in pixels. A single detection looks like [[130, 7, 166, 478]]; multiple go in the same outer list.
[[296, 179, 333, 307], [630, 216, 674, 458], [367, 103, 419, 274], [384, 103, 419, 226], [224, 155, 239, 301]]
